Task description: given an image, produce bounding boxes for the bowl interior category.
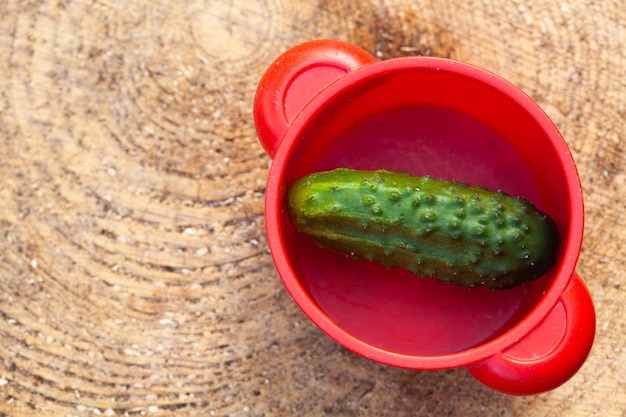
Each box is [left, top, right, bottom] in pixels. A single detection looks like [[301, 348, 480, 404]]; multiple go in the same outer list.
[[277, 63, 573, 356]]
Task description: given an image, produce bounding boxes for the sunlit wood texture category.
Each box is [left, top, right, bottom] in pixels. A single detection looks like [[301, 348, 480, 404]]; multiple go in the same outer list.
[[1, 0, 624, 416]]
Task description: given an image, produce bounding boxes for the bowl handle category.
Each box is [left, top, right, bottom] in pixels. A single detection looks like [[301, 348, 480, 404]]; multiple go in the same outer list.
[[253, 39, 377, 159], [469, 272, 595, 395]]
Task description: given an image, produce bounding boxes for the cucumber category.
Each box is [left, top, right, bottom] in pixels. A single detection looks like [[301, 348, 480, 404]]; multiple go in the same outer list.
[[287, 168, 559, 289]]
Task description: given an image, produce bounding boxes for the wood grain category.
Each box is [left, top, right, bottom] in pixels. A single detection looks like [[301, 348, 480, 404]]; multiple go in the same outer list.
[[1, 0, 624, 416]]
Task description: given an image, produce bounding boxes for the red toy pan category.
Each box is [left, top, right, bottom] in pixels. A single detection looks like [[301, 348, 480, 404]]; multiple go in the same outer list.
[[253, 39, 595, 395]]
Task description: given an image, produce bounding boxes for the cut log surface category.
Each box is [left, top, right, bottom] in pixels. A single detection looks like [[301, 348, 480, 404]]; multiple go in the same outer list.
[[0, 0, 624, 416]]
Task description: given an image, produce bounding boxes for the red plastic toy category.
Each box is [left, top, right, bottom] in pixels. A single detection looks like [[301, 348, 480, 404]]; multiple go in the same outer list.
[[253, 39, 595, 395]]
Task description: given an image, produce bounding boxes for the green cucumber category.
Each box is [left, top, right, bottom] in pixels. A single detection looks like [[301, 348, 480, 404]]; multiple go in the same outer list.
[[287, 168, 559, 289]]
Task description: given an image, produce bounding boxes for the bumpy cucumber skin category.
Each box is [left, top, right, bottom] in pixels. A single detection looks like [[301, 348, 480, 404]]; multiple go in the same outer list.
[[287, 168, 559, 289]]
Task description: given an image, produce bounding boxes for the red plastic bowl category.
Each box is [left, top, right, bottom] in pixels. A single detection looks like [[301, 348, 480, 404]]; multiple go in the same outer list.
[[254, 40, 595, 395]]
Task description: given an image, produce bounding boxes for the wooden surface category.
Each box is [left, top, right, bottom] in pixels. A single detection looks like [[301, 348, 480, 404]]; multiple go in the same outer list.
[[1, 0, 624, 415]]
